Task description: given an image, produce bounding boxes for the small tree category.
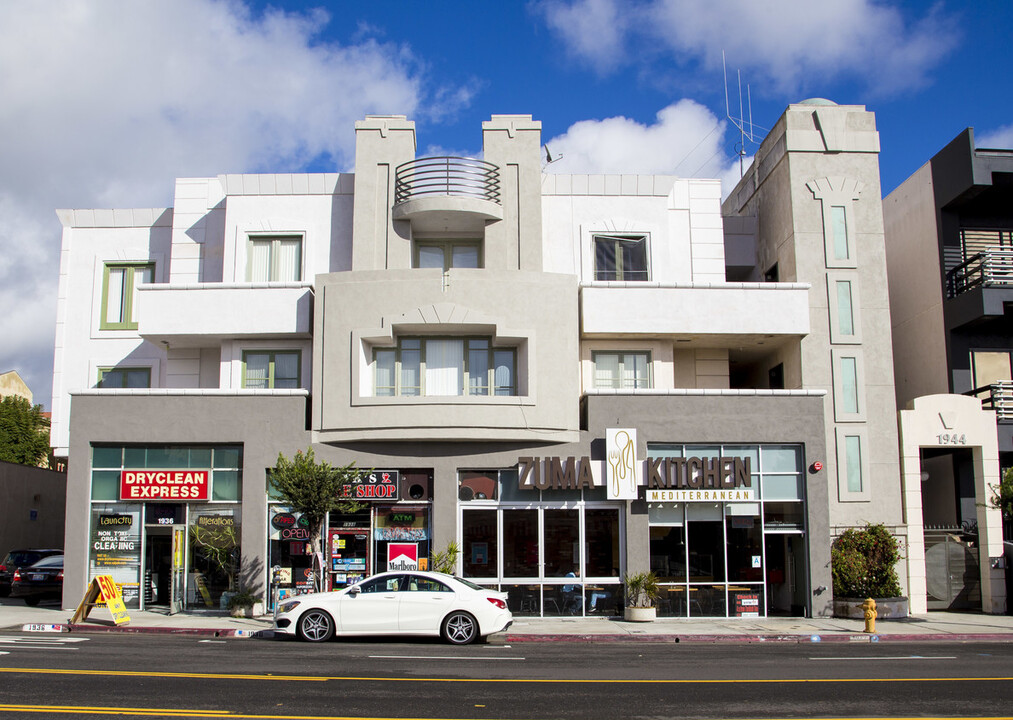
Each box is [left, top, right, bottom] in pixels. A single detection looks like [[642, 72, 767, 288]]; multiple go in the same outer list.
[[268, 448, 364, 591], [0, 396, 50, 467], [429, 542, 460, 574], [831, 523, 902, 598], [987, 468, 1013, 520]]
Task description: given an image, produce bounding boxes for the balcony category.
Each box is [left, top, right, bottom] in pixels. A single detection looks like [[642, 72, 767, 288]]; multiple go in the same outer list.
[[392, 157, 503, 232], [580, 282, 810, 339], [946, 248, 1013, 298], [136, 282, 312, 347], [968, 382, 1013, 421]]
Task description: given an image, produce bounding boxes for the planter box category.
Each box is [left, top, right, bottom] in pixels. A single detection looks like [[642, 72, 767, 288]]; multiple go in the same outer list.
[[230, 601, 264, 618], [833, 596, 909, 619], [624, 606, 657, 622]]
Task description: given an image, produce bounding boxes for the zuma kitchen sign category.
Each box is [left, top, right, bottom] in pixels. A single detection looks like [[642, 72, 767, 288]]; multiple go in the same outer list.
[[120, 470, 210, 501]]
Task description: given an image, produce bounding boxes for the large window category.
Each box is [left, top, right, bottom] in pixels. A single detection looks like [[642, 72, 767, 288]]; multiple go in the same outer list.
[[246, 235, 301, 282], [593, 234, 649, 281], [101, 262, 153, 330], [374, 338, 516, 397], [593, 351, 651, 389], [413, 240, 481, 270], [243, 351, 300, 389], [98, 367, 151, 388]]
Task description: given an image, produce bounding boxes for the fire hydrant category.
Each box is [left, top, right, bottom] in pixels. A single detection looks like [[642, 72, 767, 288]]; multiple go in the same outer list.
[[862, 597, 877, 634]]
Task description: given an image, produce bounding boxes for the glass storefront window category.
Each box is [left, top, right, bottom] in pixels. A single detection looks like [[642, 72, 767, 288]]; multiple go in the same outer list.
[[726, 514, 763, 582], [503, 509, 539, 577], [89, 503, 143, 609], [649, 525, 686, 583], [188, 507, 240, 609], [585, 509, 620, 578], [544, 509, 579, 578], [462, 510, 497, 578]]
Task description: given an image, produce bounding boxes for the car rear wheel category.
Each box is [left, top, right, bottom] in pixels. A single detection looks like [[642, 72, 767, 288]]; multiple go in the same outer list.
[[441, 611, 478, 645], [24, 597, 40, 607], [297, 609, 334, 642]]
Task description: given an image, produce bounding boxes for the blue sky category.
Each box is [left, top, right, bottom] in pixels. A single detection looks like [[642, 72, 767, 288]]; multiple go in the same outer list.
[[1, 0, 1011, 407]]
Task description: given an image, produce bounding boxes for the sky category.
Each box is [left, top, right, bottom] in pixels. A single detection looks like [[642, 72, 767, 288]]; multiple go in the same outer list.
[[2, 0, 1011, 409]]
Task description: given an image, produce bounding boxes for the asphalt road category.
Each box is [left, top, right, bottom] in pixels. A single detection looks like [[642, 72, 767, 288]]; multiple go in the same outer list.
[[0, 630, 1010, 718]]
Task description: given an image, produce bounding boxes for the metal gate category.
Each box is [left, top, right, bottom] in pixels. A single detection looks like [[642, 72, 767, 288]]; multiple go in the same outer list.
[[923, 526, 981, 610]]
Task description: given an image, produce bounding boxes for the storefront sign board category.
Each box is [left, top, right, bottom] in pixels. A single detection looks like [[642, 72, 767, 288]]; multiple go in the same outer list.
[[606, 428, 640, 500], [647, 488, 756, 502], [344, 470, 400, 500], [388, 543, 418, 571], [119, 470, 209, 501], [71, 574, 131, 625]]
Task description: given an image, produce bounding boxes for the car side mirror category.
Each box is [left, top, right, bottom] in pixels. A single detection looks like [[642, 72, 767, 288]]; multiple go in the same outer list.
[[348, 584, 361, 595]]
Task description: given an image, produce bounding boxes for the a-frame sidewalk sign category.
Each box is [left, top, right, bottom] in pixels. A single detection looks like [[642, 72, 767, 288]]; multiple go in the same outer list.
[[71, 575, 131, 625]]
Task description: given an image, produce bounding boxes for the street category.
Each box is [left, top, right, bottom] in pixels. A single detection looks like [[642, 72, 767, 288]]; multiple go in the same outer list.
[[0, 630, 1010, 718]]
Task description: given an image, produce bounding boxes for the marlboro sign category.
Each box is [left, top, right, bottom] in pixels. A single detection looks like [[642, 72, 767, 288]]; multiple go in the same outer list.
[[387, 543, 418, 571]]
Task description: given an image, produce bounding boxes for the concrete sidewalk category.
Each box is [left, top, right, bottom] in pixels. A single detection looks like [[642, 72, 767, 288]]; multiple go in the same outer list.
[[3, 598, 1013, 642]]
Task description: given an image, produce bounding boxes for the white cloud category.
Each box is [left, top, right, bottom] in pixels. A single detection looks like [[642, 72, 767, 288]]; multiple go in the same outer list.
[[976, 124, 1013, 149], [0, 0, 438, 406], [538, 0, 958, 95], [543, 99, 741, 183]]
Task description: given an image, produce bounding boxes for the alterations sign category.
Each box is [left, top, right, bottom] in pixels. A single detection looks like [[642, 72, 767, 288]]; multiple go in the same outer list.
[[120, 470, 209, 501]]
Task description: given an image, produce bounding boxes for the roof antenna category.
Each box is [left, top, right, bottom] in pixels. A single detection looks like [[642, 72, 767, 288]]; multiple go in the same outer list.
[[723, 50, 757, 178], [543, 144, 563, 166]]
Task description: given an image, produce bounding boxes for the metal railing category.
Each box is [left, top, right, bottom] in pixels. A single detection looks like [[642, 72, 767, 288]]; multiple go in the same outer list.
[[967, 381, 1013, 420], [394, 157, 500, 205], [945, 248, 1013, 297]]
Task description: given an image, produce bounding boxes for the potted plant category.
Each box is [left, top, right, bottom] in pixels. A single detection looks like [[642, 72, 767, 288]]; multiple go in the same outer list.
[[623, 571, 660, 622], [831, 523, 908, 618], [227, 587, 263, 618]]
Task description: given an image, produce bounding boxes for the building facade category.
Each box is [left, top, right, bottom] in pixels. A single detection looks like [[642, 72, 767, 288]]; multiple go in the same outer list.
[[53, 105, 909, 618], [884, 129, 1011, 614]]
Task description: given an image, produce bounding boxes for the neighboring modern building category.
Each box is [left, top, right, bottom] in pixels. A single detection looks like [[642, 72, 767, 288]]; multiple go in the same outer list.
[[884, 129, 1012, 614], [51, 103, 996, 618]]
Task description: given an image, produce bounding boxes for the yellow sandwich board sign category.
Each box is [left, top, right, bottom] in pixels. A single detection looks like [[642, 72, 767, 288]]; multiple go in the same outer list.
[[71, 575, 131, 625]]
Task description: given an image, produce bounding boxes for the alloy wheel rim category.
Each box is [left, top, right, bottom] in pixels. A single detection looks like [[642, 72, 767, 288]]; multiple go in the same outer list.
[[448, 614, 475, 642], [304, 612, 330, 641]]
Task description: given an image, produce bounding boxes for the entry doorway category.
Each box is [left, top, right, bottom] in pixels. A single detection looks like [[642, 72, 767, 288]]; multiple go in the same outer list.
[[144, 526, 173, 608], [765, 533, 806, 616]]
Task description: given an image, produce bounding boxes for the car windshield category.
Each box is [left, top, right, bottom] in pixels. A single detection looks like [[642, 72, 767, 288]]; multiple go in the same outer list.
[[29, 556, 64, 569], [449, 576, 486, 591], [7, 552, 43, 566]]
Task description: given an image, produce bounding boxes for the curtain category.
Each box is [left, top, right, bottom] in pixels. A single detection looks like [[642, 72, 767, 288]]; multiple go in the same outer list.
[[245, 354, 270, 389], [424, 339, 463, 396], [105, 268, 125, 324], [276, 239, 301, 281], [248, 241, 270, 281]]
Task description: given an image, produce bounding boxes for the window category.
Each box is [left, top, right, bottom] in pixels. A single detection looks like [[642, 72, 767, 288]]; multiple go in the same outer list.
[[593, 351, 651, 389], [373, 338, 516, 397], [413, 240, 481, 270], [844, 435, 863, 492], [593, 235, 649, 281], [836, 428, 871, 501], [101, 262, 153, 330], [832, 349, 865, 420], [242, 350, 300, 389], [830, 206, 849, 261], [246, 235, 301, 282], [97, 367, 151, 388], [835, 281, 854, 336], [839, 357, 859, 414]]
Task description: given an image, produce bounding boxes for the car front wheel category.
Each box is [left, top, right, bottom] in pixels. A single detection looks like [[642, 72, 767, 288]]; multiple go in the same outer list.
[[297, 609, 334, 642], [441, 611, 478, 645]]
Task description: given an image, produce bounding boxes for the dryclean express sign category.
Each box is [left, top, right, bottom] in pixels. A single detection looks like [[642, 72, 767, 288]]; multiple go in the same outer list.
[[119, 470, 209, 501]]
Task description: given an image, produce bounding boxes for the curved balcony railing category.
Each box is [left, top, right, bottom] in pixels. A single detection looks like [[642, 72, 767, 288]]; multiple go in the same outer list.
[[394, 157, 500, 205]]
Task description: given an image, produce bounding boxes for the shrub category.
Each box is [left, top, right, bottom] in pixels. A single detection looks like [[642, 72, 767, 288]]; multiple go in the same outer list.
[[623, 571, 660, 608], [831, 523, 902, 598], [227, 587, 259, 610]]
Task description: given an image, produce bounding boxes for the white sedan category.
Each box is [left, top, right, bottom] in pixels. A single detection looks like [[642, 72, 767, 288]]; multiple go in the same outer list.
[[274, 571, 513, 645]]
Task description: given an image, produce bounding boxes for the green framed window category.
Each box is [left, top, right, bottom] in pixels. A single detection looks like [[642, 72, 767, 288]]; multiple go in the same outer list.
[[593, 235, 649, 281], [593, 351, 651, 389], [101, 262, 154, 330], [242, 350, 301, 389], [413, 240, 482, 270], [97, 367, 151, 389], [246, 235, 302, 282], [374, 337, 516, 397]]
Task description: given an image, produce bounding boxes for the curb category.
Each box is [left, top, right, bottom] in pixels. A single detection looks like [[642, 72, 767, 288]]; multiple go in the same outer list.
[[495, 632, 1013, 644]]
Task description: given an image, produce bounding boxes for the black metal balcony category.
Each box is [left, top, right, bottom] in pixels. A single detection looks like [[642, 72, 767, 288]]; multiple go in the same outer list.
[[946, 248, 1013, 298], [967, 382, 1013, 420], [394, 157, 500, 205]]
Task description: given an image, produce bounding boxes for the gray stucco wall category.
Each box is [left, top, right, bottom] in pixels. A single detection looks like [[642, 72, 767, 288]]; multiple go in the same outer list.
[[0, 462, 66, 557], [62, 393, 310, 608]]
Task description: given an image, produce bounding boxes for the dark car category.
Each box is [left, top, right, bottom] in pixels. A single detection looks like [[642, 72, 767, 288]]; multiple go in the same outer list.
[[10, 554, 64, 606], [0, 548, 62, 596]]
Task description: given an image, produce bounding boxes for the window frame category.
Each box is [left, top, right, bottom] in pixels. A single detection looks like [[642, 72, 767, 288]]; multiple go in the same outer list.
[[835, 427, 871, 502], [412, 239, 483, 270], [591, 350, 652, 390], [372, 336, 516, 397], [245, 235, 303, 282], [241, 350, 302, 389], [592, 234, 650, 282], [100, 262, 154, 330], [97, 367, 152, 389]]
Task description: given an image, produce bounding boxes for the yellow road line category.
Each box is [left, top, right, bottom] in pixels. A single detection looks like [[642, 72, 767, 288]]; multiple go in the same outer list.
[[0, 667, 1011, 684], [0, 708, 1012, 720]]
